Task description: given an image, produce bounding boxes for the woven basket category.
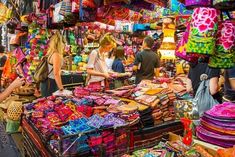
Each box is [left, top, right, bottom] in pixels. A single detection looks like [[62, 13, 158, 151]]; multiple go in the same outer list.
[[7, 100, 23, 121], [13, 84, 35, 96]]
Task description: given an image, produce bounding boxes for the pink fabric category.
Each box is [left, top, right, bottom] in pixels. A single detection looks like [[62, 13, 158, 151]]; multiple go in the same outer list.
[[217, 21, 235, 51], [175, 23, 200, 62], [206, 102, 235, 119], [185, 0, 211, 7]]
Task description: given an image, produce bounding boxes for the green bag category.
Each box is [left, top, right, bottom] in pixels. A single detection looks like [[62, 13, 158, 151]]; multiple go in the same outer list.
[[209, 53, 235, 69], [6, 119, 20, 134], [33, 55, 52, 83]]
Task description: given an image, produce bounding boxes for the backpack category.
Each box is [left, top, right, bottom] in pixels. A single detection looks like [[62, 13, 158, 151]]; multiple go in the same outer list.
[[33, 56, 52, 83]]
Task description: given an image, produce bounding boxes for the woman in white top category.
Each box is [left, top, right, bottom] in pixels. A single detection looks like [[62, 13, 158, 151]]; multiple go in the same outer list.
[[40, 31, 65, 97], [86, 33, 116, 88]]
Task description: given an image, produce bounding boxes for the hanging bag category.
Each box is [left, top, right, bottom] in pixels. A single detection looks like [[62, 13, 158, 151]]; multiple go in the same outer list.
[[175, 23, 201, 63], [59, 0, 72, 16], [33, 55, 53, 83], [186, 7, 220, 55], [209, 16, 235, 68]]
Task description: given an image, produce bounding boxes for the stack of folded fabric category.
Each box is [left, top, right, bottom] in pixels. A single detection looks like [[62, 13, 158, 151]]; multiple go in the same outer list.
[[139, 107, 154, 128], [196, 102, 235, 148]]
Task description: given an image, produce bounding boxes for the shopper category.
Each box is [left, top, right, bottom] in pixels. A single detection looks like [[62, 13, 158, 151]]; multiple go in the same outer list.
[[105, 50, 114, 72], [112, 46, 126, 88], [86, 33, 116, 89], [223, 66, 235, 102], [186, 61, 221, 103], [0, 77, 25, 102], [133, 36, 160, 84], [40, 31, 65, 97], [0, 46, 7, 91]]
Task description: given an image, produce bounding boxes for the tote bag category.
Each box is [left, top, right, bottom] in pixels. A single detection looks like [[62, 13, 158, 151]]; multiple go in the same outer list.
[[193, 79, 219, 117]]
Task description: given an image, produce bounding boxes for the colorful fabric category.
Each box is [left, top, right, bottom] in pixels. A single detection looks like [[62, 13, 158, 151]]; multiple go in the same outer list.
[[209, 53, 234, 69], [186, 7, 220, 55], [185, 0, 211, 8], [175, 23, 201, 62]]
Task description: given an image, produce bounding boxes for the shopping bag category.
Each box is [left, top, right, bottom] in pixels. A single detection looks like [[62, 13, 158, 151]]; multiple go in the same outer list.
[[192, 80, 219, 117]]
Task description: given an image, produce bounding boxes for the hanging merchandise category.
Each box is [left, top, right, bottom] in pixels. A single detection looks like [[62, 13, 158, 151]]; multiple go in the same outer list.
[[104, 0, 131, 5], [209, 20, 235, 68], [53, 2, 65, 23], [186, 7, 220, 55], [144, 0, 168, 7], [185, 0, 211, 8], [213, 0, 235, 11], [133, 23, 150, 32], [59, 0, 72, 16], [175, 23, 201, 63], [0, 2, 12, 24], [13, 47, 26, 65]]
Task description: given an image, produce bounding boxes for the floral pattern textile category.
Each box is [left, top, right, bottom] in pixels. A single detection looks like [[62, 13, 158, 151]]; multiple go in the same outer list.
[[186, 7, 220, 55], [175, 23, 201, 62]]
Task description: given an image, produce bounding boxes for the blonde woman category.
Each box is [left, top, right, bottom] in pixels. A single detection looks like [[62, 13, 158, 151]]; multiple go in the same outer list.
[[40, 31, 65, 97], [86, 33, 116, 89]]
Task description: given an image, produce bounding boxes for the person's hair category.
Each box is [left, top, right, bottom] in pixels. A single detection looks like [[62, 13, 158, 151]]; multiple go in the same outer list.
[[99, 33, 116, 48], [47, 31, 65, 56], [114, 46, 125, 60], [143, 36, 154, 48], [0, 45, 5, 53]]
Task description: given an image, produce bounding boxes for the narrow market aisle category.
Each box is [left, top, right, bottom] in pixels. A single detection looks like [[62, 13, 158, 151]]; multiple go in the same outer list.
[[0, 122, 23, 157]]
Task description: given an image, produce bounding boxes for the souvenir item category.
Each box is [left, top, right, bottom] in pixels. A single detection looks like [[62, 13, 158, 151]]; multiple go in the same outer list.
[[7, 100, 23, 121], [209, 21, 235, 68], [59, 0, 72, 16], [213, 0, 235, 10], [185, 0, 211, 8], [175, 23, 201, 63], [186, 7, 220, 55], [53, 2, 65, 23]]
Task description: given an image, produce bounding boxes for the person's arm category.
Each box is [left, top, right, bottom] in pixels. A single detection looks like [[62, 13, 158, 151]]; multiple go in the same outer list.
[[154, 54, 161, 77], [186, 78, 193, 93], [229, 78, 235, 89], [52, 53, 64, 91], [0, 77, 24, 102], [209, 77, 219, 95]]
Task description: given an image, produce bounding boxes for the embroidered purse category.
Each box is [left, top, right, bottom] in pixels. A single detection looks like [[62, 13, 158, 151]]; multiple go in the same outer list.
[[186, 7, 220, 55]]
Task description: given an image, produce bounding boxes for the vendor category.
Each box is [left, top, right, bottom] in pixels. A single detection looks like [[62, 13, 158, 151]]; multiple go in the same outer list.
[[223, 66, 235, 102], [133, 36, 160, 84], [40, 31, 65, 97], [86, 33, 116, 89]]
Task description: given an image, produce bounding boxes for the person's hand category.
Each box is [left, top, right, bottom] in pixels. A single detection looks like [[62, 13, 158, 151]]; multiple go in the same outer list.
[[10, 77, 25, 89], [103, 73, 111, 79]]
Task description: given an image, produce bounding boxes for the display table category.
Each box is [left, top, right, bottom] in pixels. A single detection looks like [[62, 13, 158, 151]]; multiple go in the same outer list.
[[22, 117, 183, 157]]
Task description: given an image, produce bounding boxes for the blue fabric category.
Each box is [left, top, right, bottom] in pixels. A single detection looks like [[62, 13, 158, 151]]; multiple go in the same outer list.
[[112, 59, 125, 73], [133, 24, 150, 32]]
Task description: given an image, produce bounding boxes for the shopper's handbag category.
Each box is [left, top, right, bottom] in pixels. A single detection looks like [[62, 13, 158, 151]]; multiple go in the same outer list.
[[213, 0, 235, 10], [33, 55, 52, 83], [193, 78, 219, 117], [186, 7, 220, 55], [175, 23, 201, 63], [185, 0, 211, 8]]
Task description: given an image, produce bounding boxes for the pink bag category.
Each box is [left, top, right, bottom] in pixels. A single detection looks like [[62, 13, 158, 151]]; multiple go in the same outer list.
[[175, 23, 201, 62], [185, 0, 211, 8], [13, 47, 26, 65]]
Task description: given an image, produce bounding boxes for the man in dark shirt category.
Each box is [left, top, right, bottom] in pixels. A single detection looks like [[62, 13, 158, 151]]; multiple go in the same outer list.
[[223, 66, 235, 102], [133, 36, 160, 84], [0, 46, 7, 91]]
